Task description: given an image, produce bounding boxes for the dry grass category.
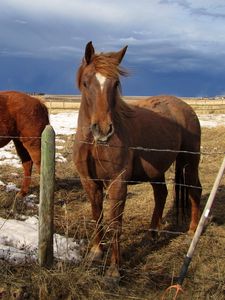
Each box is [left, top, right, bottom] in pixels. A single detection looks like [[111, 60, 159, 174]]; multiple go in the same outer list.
[[0, 127, 225, 299]]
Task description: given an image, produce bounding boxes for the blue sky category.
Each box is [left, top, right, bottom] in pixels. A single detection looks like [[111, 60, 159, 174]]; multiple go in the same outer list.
[[1, 0, 225, 97]]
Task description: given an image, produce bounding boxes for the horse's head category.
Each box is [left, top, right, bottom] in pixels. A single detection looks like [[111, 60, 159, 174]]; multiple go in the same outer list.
[[77, 41, 128, 143]]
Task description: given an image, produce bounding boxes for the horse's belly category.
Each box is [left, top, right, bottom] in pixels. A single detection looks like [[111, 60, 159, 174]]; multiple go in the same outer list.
[[131, 163, 162, 182], [0, 121, 15, 140], [132, 152, 177, 181], [0, 138, 11, 148]]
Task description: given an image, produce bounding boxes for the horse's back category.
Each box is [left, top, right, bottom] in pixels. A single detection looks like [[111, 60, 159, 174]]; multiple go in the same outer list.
[[0, 91, 49, 140], [0, 91, 48, 116], [145, 95, 201, 151], [130, 95, 198, 123], [130, 95, 201, 148]]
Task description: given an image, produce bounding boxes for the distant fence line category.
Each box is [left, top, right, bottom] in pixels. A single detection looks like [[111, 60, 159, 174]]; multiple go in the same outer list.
[[34, 95, 225, 113]]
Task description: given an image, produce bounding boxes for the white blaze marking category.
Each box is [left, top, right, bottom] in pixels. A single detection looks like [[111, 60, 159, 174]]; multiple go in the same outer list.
[[96, 73, 106, 91]]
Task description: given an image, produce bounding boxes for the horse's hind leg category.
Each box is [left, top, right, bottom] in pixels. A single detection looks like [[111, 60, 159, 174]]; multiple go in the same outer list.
[[13, 139, 33, 197], [186, 168, 202, 233], [178, 154, 202, 233], [150, 175, 168, 236]]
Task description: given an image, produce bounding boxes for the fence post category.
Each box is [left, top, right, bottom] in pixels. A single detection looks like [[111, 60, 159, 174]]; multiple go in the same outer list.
[[38, 125, 55, 267]]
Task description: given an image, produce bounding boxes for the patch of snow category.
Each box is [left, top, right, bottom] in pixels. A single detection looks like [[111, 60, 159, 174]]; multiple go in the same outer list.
[[56, 139, 66, 143], [56, 145, 64, 150], [56, 153, 67, 163], [50, 112, 78, 135], [24, 194, 38, 209], [0, 216, 81, 264], [5, 182, 20, 193], [199, 114, 225, 128]]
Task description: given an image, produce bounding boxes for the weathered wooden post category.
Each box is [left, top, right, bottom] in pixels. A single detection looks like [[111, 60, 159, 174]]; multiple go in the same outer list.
[[38, 125, 55, 267]]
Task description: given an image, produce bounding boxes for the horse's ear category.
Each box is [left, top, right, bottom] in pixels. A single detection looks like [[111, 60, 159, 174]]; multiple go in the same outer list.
[[114, 45, 128, 64], [85, 41, 95, 65]]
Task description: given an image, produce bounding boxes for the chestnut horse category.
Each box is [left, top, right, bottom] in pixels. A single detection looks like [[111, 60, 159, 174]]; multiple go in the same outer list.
[[0, 91, 49, 197], [73, 42, 202, 279]]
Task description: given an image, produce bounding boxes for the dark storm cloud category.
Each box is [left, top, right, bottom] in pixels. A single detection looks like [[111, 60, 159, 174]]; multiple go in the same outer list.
[[1, 0, 225, 96]]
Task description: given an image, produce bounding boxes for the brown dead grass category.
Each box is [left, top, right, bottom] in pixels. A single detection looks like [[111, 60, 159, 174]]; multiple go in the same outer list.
[[0, 127, 225, 299]]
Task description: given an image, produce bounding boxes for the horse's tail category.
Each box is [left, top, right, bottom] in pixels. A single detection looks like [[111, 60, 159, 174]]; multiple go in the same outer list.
[[174, 162, 189, 224]]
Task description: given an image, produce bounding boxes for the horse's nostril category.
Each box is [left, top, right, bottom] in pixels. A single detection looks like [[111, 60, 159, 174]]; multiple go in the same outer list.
[[91, 122, 114, 142], [108, 124, 114, 135], [91, 123, 99, 134]]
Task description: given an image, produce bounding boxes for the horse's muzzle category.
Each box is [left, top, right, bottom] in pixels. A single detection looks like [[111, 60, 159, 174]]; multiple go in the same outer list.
[[91, 123, 114, 143]]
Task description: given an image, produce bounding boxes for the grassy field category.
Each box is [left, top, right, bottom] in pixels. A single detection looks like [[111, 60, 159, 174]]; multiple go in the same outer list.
[[0, 123, 225, 299]]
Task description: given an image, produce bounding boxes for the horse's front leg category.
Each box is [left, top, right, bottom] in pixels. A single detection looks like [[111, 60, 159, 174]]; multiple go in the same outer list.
[[105, 181, 127, 280], [81, 178, 104, 261]]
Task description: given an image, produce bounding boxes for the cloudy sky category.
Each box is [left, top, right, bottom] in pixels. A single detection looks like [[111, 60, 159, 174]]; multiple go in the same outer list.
[[0, 0, 225, 96]]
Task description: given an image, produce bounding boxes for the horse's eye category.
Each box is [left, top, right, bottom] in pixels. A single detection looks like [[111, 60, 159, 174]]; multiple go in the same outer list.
[[83, 81, 88, 88], [115, 80, 120, 88]]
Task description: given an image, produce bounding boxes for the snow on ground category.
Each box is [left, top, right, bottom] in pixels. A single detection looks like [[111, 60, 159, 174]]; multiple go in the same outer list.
[[0, 216, 81, 264], [50, 112, 78, 136], [199, 114, 225, 128], [0, 143, 21, 168], [0, 111, 224, 264]]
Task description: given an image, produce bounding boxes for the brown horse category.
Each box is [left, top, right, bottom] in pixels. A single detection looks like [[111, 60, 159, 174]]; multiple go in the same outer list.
[[0, 91, 49, 197], [73, 42, 202, 279]]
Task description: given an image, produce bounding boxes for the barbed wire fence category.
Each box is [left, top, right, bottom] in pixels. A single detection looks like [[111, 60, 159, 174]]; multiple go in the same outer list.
[[0, 120, 225, 298]]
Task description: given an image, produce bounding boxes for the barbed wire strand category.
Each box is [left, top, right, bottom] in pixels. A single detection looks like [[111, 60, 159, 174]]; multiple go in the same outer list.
[[1, 132, 225, 156]]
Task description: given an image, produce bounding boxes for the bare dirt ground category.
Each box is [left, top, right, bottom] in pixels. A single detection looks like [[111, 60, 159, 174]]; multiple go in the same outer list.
[[0, 126, 225, 300]]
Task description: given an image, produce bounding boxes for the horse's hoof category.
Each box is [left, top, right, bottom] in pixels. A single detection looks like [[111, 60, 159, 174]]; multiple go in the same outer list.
[[11, 194, 26, 214], [187, 229, 195, 236], [88, 246, 103, 263], [149, 229, 159, 241], [105, 265, 121, 284], [16, 191, 26, 200]]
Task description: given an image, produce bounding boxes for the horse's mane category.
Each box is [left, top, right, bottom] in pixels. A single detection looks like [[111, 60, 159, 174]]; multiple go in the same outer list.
[[114, 95, 134, 125], [77, 52, 134, 123]]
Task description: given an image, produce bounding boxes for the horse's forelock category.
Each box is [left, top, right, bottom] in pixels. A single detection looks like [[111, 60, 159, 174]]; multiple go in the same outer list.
[[93, 54, 128, 79]]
